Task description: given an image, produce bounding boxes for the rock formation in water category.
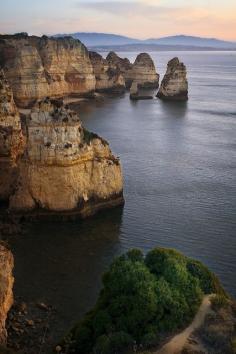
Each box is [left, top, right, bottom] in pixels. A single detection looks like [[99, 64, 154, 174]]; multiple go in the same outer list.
[[129, 81, 153, 101], [129, 81, 139, 100], [0, 243, 14, 344], [106, 51, 133, 86], [157, 57, 188, 101], [106, 51, 159, 89], [0, 33, 96, 107], [9, 98, 124, 216], [128, 53, 159, 89], [89, 51, 125, 93], [0, 70, 25, 201]]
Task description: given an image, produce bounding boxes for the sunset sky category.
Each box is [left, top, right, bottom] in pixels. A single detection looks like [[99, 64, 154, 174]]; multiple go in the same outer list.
[[1, 0, 236, 41]]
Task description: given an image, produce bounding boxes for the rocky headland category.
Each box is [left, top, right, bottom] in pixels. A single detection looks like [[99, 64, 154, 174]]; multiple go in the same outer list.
[[9, 98, 124, 216], [0, 33, 96, 108], [0, 34, 161, 108], [157, 57, 188, 101]]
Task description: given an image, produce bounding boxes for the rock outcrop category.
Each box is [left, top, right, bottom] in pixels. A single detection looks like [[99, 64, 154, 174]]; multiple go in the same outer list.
[[106, 52, 159, 89], [0, 70, 25, 201], [128, 53, 159, 89], [106, 51, 133, 86], [0, 33, 96, 107], [9, 98, 124, 216], [129, 81, 153, 101], [157, 57, 188, 101], [89, 51, 125, 93], [0, 243, 14, 344]]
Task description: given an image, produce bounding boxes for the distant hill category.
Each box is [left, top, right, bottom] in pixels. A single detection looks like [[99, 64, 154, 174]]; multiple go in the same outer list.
[[53, 32, 236, 50], [144, 35, 236, 49], [53, 32, 141, 46]]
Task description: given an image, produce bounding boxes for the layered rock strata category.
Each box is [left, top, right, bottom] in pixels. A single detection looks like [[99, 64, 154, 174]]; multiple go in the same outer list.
[[89, 51, 125, 93], [106, 51, 159, 89], [0, 70, 25, 200], [128, 53, 159, 89], [0, 33, 96, 107], [9, 99, 124, 216], [157, 57, 188, 101], [0, 243, 14, 344], [106, 51, 133, 87]]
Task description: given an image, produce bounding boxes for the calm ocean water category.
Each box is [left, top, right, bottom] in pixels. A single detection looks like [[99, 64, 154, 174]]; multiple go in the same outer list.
[[10, 51, 236, 345]]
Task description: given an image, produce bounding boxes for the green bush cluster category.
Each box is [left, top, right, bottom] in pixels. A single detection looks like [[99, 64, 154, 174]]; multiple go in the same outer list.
[[63, 248, 225, 354]]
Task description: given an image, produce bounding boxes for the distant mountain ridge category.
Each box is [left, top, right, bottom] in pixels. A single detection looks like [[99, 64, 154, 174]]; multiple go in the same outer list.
[[53, 32, 140, 46], [53, 32, 236, 49]]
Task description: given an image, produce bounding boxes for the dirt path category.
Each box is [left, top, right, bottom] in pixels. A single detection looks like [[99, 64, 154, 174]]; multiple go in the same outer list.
[[156, 295, 212, 354]]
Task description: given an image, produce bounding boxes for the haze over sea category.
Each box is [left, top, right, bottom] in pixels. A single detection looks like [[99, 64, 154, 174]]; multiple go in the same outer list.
[[10, 51, 236, 344]]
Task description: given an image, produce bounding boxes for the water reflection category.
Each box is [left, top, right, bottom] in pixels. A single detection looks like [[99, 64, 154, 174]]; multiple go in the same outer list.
[[159, 100, 188, 119]]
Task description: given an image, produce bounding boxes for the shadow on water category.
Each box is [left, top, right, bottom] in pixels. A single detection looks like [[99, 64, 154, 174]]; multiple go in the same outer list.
[[9, 206, 124, 343], [159, 100, 188, 119]]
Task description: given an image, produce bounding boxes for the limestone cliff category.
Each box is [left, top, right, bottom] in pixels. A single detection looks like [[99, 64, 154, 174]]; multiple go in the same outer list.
[[9, 99, 124, 216], [106, 51, 159, 89], [0, 33, 96, 107], [106, 51, 133, 87], [89, 51, 125, 93], [0, 70, 25, 200], [128, 53, 159, 89], [157, 57, 188, 101], [0, 243, 14, 344]]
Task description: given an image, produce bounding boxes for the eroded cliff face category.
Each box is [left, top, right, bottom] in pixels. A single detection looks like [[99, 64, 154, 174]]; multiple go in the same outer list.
[[89, 51, 125, 93], [157, 57, 188, 101], [0, 244, 14, 344], [0, 70, 25, 200], [0, 34, 96, 107], [106, 51, 159, 89], [106, 51, 133, 87], [9, 99, 124, 216], [128, 53, 159, 89]]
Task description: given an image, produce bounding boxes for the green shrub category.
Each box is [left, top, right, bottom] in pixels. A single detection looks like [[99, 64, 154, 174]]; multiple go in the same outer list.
[[62, 248, 226, 354], [211, 294, 228, 311]]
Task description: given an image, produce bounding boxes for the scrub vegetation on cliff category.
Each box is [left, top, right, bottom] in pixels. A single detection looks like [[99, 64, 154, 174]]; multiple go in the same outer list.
[[61, 248, 225, 354]]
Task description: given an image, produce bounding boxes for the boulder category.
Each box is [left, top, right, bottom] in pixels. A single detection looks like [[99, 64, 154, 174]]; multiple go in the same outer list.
[[157, 57, 188, 101], [89, 51, 125, 93]]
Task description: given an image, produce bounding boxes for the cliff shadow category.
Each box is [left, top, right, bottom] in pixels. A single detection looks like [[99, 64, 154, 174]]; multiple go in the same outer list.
[[8, 206, 124, 351]]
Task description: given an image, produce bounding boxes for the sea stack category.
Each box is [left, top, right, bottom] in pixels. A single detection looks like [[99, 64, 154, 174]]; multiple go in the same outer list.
[[129, 53, 159, 89], [0, 243, 14, 344], [0, 33, 96, 107], [9, 98, 124, 216], [0, 70, 25, 201], [106, 52, 159, 89], [106, 51, 133, 86], [157, 57, 188, 101], [89, 51, 125, 93]]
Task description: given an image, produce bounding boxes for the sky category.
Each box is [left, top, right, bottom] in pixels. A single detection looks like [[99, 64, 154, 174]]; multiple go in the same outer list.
[[1, 0, 236, 41]]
